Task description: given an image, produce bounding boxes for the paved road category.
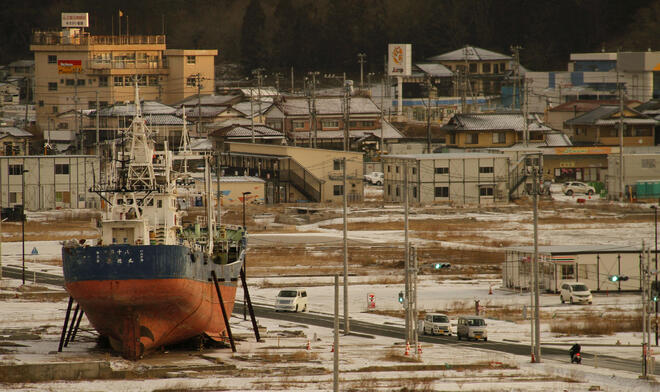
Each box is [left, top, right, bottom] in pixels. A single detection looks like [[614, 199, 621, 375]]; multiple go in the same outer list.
[[3, 265, 655, 376]]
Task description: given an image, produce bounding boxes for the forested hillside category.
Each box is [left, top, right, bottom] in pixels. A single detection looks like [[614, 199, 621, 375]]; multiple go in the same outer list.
[[3, 0, 660, 74]]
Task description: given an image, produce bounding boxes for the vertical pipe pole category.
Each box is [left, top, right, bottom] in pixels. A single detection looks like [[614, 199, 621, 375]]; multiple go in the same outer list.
[[342, 157, 349, 334], [333, 274, 339, 392], [211, 270, 236, 352], [533, 166, 541, 362], [58, 297, 74, 352], [240, 266, 260, 342], [404, 161, 409, 342]]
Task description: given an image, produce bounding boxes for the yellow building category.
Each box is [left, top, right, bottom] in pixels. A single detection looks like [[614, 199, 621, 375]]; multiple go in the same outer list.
[[220, 142, 363, 204], [30, 24, 216, 136]]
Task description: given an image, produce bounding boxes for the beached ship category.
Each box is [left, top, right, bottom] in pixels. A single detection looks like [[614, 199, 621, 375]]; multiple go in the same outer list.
[[62, 85, 245, 360]]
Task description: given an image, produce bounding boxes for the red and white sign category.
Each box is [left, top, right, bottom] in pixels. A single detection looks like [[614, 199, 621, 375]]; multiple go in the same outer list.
[[58, 60, 82, 74], [62, 13, 89, 28], [367, 293, 376, 310]]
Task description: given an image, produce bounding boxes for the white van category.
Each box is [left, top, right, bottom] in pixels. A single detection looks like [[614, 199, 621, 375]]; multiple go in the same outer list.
[[275, 288, 308, 312], [423, 313, 452, 336], [456, 315, 487, 341]]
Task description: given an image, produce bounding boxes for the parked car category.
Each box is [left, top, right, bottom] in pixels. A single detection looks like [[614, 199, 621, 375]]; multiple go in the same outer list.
[[562, 181, 595, 196], [363, 171, 384, 186], [456, 315, 487, 341], [560, 282, 593, 304], [423, 313, 452, 336], [275, 288, 308, 312]]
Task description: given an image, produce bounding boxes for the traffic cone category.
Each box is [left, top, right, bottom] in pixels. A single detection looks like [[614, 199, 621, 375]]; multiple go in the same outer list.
[[331, 343, 334, 352], [405, 341, 410, 356], [306, 339, 311, 350], [489, 285, 493, 295], [417, 343, 423, 355]]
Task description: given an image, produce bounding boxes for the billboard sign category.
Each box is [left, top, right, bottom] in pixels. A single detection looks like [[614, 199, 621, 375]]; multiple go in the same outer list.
[[58, 60, 82, 74], [388, 44, 412, 76], [62, 13, 89, 28]]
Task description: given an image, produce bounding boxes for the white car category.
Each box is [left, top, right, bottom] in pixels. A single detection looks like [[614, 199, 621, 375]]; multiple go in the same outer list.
[[562, 181, 595, 196], [274, 288, 308, 312], [363, 171, 384, 186], [423, 313, 452, 336], [560, 282, 593, 304]]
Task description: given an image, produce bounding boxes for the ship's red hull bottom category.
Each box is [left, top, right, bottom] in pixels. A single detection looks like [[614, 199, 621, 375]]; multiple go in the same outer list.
[[66, 279, 237, 360]]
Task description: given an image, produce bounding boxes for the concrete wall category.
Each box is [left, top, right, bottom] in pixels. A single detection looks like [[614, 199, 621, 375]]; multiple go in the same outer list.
[[0, 155, 100, 210], [607, 153, 660, 197]]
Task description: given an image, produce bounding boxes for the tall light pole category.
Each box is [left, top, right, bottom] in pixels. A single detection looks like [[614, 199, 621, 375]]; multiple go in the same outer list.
[[357, 53, 367, 90], [242, 191, 251, 320], [21, 168, 29, 285]]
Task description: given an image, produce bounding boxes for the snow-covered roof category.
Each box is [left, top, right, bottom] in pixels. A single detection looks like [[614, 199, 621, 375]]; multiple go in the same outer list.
[[508, 244, 642, 254], [427, 46, 512, 62], [0, 126, 32, 138], [414, 63, 453, 77], [97, 101, 176, 116], [211, 124, 284, 139], [385, 152, 506, 160], [278, 97, 381, 116], [175, 94, 239, 107], [444, 113, 551, 132]]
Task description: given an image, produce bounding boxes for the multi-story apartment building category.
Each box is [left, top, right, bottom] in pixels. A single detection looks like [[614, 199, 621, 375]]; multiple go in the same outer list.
[[30, 21, 216, 143]]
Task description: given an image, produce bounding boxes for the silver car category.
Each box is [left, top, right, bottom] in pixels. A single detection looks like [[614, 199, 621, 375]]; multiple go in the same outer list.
[[562, 181, 595, 196]]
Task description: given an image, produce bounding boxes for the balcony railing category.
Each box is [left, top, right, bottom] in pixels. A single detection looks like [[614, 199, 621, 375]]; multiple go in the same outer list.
[[87, 58, 168, 70], [32, 31, 166, 46]]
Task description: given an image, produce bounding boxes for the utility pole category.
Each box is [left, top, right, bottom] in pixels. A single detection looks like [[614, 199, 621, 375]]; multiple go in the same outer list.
[[425, 75, 432, 153], [190, 73, 205, 137], [532, 161, 541, 362], [290, 67, 294, 93], [74, 69, 80, 153], [523, 80, 529, 146], [333, 274, 339, 392], [380, 71, 385, 173], [357, 53, 367, 90], [342, 157, 349, 334], [642, 241, 648, 378], [95, 91, 100, 155], [411, 246, 418, 356], [511, 45, 522, 109], [618, 66, 625, 201], [250, 86, 255, 143], [307, 72, 319, 148], [343, 81, 351, 151], [403, 161, 410, 343]]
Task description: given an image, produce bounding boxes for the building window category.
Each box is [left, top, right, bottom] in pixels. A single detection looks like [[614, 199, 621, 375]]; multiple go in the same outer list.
[[187, 56, 196, 64], [469, 63, 477, 73], [99, 76, 108, 87], [88, 101, 97, 109], [292, 120, 305, 129], [333, 159, 341, 170], [492, 132, 506, 144], [411, 167, 416, 175], [8, 164, 23, 175], [52, 106, 58, 113], [395, 186, 400, 197], [395, 166, 399, 174], [55, 164, 70, 175], [482, 63, 491, 73], [435, 167, 448, 174], [186, 77, 196, 87], [435, 186, 449, 197], [65, 79, 75, 86], [412, 186, 417, 198], [479, 186, 494, 196], [77, 79, 85, 86], [350, 120, 374, 128], [387, 184, 391, 195], [333, 185, 344, 196], [114, 76, 124, 86], [322, 120, 339, 129], [450, 133, 456, 144], [48, 55, 57, 64], [55, 191, 71, 203], [148, 76, 159, 86], [466, 133, 478, 144], [642, 159, 656, 168], [48, 82, 57, 91], [561, 264, 575, 280], [9, 192, 17, 203], [387, 165, 391, 173], [479, 166, 494, 174], [38, 100, 44, 107]]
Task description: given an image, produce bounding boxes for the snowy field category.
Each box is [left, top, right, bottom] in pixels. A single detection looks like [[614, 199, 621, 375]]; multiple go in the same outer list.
[[2, 194, 660, 390]]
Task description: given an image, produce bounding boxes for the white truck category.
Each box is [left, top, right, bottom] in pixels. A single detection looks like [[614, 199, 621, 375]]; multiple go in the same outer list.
[[363, 171, 384, 186]]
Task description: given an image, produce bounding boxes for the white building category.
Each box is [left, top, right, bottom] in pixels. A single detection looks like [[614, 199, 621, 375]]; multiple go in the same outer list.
[[382, 152, 510, 205], [0, 155, 100, 211]]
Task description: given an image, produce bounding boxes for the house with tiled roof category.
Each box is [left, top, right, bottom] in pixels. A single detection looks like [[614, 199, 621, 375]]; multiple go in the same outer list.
[[546, 99, 641, 136], [0, 126, 32, 155], [441, 112, 553, 148], [564, 105, 657, 146]]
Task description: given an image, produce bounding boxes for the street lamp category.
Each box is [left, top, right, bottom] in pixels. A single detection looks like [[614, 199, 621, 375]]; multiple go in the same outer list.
[[241, 191, 251, 320], [21, 168, 29, 285]]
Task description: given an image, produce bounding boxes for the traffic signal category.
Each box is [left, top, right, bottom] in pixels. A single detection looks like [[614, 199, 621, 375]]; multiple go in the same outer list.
[[432, 263, 451, 270], [608, 275, 629, 282], [434, 263, 441, 270], [398, 291, 404, 304], [653, 282, 660, 302]]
